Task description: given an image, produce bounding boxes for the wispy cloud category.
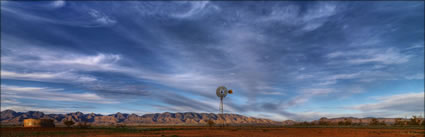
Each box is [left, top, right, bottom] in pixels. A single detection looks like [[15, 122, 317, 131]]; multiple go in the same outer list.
[[86, 83, 151, 98], [349, 92, 424, 112], [1, 85, 118, 104], [315, 71, 393, 86], [261, 2, 338, 32], [2, 3, 116, 28], [301, 3, 338, 31], [88, 9, 117, 26], [1, 98, 20, 105], [327, 48, 411, 65], [285, 88, 334, 108], [1, 38, 122, 73], [1, 70, 97, 83], [173, 1, 211, 18], [405, 43, 424, 50], [51, 0, 66, 8], [261, 91, 285, 95], [404, 73, 424, 80]]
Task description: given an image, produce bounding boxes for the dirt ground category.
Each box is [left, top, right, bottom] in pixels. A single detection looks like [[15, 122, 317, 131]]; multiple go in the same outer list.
[[1, 127, 424, 137]]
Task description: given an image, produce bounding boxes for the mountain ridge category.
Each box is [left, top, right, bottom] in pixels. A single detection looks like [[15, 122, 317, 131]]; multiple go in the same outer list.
[[1, 109, 279, 125], [2, 110, 419, 126]]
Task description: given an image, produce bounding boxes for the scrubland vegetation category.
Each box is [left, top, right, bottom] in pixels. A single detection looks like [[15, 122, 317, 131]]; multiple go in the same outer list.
[[288, 115, 424, 129], [1, 115, 423, 137]]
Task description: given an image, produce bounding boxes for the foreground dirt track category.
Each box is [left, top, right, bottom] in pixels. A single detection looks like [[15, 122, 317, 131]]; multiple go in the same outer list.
[[1, 127, 424, 137]]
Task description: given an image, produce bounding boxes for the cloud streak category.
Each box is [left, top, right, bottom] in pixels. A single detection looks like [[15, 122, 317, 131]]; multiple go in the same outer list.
[[1, 85, 118, 104], [2, 2, 116, 28], [327, 48, 411, 65], [350, 92, 424, 112]]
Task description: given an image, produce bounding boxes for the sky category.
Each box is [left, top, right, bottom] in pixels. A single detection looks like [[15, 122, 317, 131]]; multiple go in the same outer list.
[[1, 1, 424, 121]]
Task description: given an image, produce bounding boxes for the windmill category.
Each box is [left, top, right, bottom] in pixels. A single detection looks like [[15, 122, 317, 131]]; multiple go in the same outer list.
[[216, 86, 233, 126]]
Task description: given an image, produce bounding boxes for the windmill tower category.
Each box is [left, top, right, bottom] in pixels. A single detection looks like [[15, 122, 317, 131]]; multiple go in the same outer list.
[[216, 86, 233, 126]]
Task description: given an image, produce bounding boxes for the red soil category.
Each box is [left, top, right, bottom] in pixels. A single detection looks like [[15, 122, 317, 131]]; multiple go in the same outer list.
[[1, 127, 424, 137]]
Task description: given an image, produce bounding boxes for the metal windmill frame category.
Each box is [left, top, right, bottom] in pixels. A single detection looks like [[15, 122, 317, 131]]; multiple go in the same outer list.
[[216, 86, 233, 126]]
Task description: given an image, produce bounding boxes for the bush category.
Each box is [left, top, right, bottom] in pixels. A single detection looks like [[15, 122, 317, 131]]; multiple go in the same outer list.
[[77, 121, 91, 128], [207, 119, 215, 127], [116, 124, 126, 128], [369, 118, 379, 126], [319, 117, 329, 125], [344, 118, 352, 125], [394, 118, 403, 126], [358, 119, 363, 126], [409, 115, 421, 125], [301, 121, 311, 126], [63, 120, 75, 128]]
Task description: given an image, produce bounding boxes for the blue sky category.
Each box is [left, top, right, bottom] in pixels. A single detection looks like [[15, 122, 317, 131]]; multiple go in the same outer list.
[[1, 1, 424, 121]]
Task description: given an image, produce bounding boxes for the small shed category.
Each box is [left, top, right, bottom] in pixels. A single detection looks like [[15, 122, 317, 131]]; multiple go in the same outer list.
[[23, 118, 55, 127]]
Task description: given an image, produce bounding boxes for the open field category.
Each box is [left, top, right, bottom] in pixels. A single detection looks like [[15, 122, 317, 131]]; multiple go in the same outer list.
[[1, 126, 424, 137]]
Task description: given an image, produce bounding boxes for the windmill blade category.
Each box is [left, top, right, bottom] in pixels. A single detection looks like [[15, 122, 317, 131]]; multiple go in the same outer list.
[[216, 86, 228, 97]]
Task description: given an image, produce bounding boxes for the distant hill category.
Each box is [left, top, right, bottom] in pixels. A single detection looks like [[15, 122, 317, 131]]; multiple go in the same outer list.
[[2, 110, 419, 126], [310, 117, 401, 125], [0, 110, 279, 126]]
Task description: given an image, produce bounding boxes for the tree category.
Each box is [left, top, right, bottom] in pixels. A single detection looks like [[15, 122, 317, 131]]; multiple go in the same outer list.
[[319, 117, 329, 125], [77, 120, 91, 128], [207, 119, 215, 127], [394, 118, 403, 126], [63, 120, 75, 128], [344, 118, 352, 125], [409, 115, 421, 125], [369, 118, 379, 126]]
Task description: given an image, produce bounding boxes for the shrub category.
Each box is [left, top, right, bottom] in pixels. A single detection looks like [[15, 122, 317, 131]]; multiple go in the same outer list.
[[352, 119, 363, 126], [319, 117, 329, 125], [301, 121, 311, 126], [116, 124, 126, 128], [77, 121, 91, 128], [63, 120, 75, 128], [344, 118, 352, 125], [207, 119, 215, 127], [369, 118, 379, 126], [394, 118, 403, 126], [409, 115, 421, 125]]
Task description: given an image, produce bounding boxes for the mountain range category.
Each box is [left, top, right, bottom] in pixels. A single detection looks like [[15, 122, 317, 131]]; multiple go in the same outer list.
[[1, 110, 418, 126], [0, 110, 278, 126]]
